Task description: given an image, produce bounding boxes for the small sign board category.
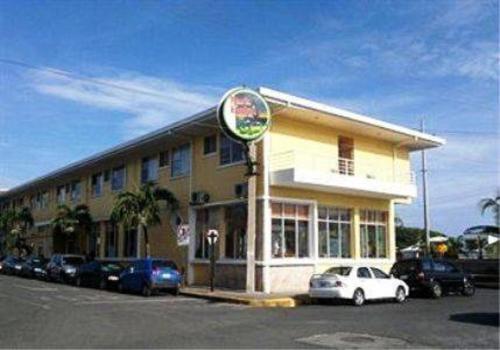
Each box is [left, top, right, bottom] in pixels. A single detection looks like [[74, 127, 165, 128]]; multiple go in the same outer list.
[[206, 229, 219, 245], [176, 224, 190, 246]]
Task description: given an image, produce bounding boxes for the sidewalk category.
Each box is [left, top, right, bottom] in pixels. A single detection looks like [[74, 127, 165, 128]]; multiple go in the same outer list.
[[180, 286, 310, 308]]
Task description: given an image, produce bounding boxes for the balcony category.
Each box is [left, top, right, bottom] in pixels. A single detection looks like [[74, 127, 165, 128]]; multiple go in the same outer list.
[[270, 151, 417, 199]]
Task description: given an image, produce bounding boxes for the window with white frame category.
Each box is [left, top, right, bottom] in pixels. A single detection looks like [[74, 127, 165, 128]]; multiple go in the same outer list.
[[141, 156, 159, 183], [360, 209, 388, 258], [36, 191, 49, 209], [318, 207, 352, 258], [111, 165, 126, 191], [220, 133, 244, 165], [195, 207, 218, 259], [271, 202, 310, 258], [29, 195, 36, 209], [171, 144, 191, 177], [91, 172, 103, 197], [105, 221, 118, 258], [71, 181, 81, 202], [56, 185, 66, 204]]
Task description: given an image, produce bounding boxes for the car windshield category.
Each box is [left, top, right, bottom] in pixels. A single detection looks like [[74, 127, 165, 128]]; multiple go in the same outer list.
[[63, 257, 84, 265], [153, 260, 177, 270], [102, 263, 122, 271], [324, 267, 352, 276], [31, 258, 44, 265]]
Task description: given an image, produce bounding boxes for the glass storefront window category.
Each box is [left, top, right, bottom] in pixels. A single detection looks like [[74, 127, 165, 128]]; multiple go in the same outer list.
[[271, 202, 310, 258], [195, 208, 216, 259], [317, 207, 352, 258], [225, 204, 247, 259], [360, 209, 388, 258]]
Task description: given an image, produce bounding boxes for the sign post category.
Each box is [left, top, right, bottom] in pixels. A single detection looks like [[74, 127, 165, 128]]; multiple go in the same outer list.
[[217, 87, 271, 293], [206, 229, 219, 292]]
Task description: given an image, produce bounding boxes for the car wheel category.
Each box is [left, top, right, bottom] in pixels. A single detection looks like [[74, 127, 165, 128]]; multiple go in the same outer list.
[[75, 276, 82, 287], [59, 272, 66, 284], [99, 278, 107, 290], [430, 281, 442, 299], [395, 286, 406, 303], [462, 280, 475, 297], [352, 288, 365, 306], [142, 284, 152, 297], [117, 282, 124, 293], [171, 287, 180, 296]]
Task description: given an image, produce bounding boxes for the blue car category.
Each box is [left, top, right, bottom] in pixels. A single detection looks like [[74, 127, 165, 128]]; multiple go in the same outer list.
[[118, 258, 182, 296]]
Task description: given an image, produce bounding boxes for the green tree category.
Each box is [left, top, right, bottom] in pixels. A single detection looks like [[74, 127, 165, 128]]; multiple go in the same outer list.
[[396, 226, 447, 250], [110, 182, 179, 258], [479, 191, 500, 228], [51, 204, 93, 251], [0, 207, 34, 255]]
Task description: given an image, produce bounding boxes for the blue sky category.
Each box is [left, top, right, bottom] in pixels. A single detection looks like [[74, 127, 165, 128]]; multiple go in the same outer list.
[[0, 0, 498, 235]]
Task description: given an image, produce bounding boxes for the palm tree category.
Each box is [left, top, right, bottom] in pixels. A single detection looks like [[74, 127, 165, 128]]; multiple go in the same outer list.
[[111, 182, 179, 258], [479, 191, 500, 228], [51, 204, 93, 252], [0, 207, 34, 255]]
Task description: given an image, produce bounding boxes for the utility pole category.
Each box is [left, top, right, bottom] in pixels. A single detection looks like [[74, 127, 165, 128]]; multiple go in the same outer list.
[[421, 119, 431, 255]]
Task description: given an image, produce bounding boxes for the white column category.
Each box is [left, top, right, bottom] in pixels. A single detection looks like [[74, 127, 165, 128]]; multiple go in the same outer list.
[[246, 143, 257, 293], [262, 133, 272, 294]]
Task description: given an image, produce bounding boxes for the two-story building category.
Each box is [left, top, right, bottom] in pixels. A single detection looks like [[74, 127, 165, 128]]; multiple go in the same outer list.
[[0, 87, 444, 293]]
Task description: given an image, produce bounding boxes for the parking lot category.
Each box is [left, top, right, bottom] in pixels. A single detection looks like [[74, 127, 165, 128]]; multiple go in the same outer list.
[[0, 274, 498, 348]]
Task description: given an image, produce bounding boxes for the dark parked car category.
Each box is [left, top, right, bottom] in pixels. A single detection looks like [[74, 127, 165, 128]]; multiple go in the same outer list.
[[118, 258, 182, 296], [75, 260, 125, 290], [20, 256, 48, 279], [46, 254, 86, 283], [390, 258, 475, 298], [0, 256, 25, 275]]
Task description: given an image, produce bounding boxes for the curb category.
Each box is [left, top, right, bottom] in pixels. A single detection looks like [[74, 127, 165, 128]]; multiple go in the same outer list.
[[180, 290, 309, 308]]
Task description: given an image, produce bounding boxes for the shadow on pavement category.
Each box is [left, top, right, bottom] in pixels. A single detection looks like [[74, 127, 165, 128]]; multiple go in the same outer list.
[[449, 313, 499, 327]]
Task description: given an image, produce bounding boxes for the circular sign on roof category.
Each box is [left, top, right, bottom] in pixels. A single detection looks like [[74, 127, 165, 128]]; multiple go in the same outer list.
[[217, 87, 271, 143]]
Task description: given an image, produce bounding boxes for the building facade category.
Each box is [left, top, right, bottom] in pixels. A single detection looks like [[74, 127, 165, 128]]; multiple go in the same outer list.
[[0, 87, 444, 293]]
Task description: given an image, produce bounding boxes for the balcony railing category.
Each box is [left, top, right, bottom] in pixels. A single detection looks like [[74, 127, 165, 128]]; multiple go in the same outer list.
[[270, 150, 415, 185]]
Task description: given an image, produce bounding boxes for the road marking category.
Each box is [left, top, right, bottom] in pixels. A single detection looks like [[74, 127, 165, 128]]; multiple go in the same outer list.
[[75, 297, 196, 305], [13, 283, 58, 292], [0, 292, 51, 310]]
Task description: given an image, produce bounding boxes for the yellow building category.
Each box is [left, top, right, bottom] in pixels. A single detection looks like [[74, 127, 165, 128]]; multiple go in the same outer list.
[[0, 87, 444, 293]]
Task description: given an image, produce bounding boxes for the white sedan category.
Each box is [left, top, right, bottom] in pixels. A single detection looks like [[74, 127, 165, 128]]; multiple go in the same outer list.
[[309, 266, 409, 306]]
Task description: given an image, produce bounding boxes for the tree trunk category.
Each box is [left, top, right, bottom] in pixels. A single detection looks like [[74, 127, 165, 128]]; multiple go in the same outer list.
[[143, 225, 150, 258]]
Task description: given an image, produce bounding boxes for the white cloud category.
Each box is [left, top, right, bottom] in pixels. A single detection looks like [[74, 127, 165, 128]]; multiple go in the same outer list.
[[398, 133, 499, 234], [29, 68, 222, 138]]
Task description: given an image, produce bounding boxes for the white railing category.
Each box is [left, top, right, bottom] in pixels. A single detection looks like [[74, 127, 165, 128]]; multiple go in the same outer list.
[[270, 150, 415, 185]]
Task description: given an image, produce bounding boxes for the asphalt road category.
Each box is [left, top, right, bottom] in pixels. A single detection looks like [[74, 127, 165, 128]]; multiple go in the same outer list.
[[0, 275, 498, 349]]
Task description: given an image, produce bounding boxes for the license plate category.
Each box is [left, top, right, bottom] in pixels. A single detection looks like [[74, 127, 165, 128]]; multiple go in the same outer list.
[[161, 273, 171, 279], [15, 265, 22, 270], [320, 281, 330, 287], [108, 276, 119, 281]]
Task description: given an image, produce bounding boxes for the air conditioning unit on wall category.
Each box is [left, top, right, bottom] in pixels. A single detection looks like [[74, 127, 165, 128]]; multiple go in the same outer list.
[[235, 183, 248, 199], [190, 191, 210, 205]]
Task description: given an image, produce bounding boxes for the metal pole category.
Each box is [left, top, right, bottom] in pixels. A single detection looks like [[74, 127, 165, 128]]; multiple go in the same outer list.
[[421, 119, 431, 255], [210, 240, 215, 292]]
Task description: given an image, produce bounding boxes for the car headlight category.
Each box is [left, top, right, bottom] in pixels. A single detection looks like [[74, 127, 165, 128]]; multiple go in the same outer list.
[[64, 267, 76, 274]]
